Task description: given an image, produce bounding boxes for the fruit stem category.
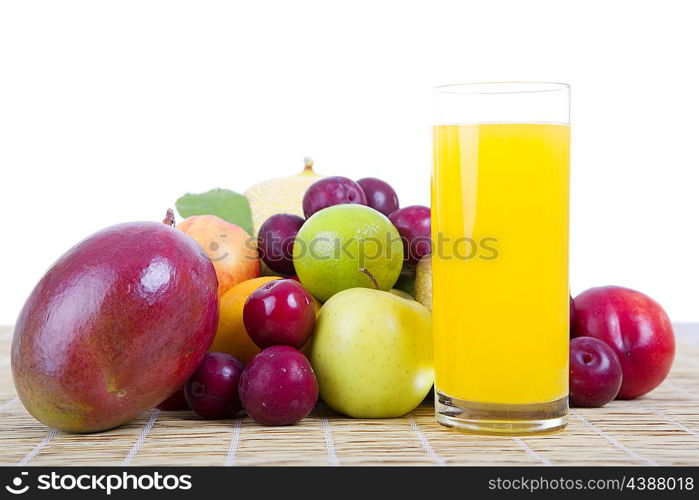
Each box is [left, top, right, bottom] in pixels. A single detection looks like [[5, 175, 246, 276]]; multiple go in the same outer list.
[[359, 268, 380, 290], [163, 209, 176, 227], [303, 156, 314, 172]]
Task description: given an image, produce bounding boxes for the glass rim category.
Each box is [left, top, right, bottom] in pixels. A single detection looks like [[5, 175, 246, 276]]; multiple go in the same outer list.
[[434, 81, 570, 95]]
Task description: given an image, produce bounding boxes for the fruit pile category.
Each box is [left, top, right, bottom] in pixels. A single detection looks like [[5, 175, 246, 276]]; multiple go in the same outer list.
[[168, 169, 434, 424], [10, 159, 675, 433], [11, 160, 432, 432]]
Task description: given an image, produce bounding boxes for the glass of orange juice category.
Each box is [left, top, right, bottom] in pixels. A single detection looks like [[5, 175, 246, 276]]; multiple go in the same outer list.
[[432, 82, 570, 434]]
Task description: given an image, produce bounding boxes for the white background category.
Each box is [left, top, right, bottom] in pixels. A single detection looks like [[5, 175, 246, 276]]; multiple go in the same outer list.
[[1, 0, 697, 324]]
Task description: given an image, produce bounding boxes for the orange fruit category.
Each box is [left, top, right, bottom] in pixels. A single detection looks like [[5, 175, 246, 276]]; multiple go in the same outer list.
[[210, 276, 281, 362]]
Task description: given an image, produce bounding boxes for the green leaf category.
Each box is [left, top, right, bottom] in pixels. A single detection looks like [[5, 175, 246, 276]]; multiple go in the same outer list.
[[176, 188, 254, 235]]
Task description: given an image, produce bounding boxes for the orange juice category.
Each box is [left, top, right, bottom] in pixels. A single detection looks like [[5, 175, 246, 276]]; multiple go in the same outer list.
[[432, 123, 570, 406]]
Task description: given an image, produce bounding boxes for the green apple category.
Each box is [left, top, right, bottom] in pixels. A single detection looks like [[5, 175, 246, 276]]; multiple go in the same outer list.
[[293, 204, 403, 302], [308, 287, 433, 418]]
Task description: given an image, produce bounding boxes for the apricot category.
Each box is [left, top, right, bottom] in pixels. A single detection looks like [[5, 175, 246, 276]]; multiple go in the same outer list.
[[177, 215, 260, 297]]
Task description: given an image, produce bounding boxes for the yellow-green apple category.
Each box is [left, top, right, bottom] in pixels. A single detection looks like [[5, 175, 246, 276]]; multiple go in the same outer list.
[[308, 287, 433, 418]]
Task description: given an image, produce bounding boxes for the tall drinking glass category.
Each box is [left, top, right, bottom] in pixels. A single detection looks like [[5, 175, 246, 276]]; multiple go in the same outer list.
[[432, 82, 570, 434]]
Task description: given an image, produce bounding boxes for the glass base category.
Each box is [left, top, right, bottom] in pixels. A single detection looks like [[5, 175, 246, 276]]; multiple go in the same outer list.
[[435, 390, 568, 435]]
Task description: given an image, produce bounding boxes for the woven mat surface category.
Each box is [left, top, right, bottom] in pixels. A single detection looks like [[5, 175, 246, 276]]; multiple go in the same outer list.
[[1, 325, 698, 466]]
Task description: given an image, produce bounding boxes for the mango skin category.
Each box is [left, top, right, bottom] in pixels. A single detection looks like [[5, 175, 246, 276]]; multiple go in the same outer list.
[[11, 222, 219, 433]]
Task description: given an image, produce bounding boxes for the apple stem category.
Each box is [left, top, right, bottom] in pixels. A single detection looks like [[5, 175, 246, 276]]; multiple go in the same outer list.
[[359, 268, 380, 290], [163, 209, 176, 227], [303, 156, 314, 172]]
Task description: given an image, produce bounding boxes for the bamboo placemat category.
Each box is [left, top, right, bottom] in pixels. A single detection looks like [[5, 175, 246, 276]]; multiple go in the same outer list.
[[1, 325, 698, 466]]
